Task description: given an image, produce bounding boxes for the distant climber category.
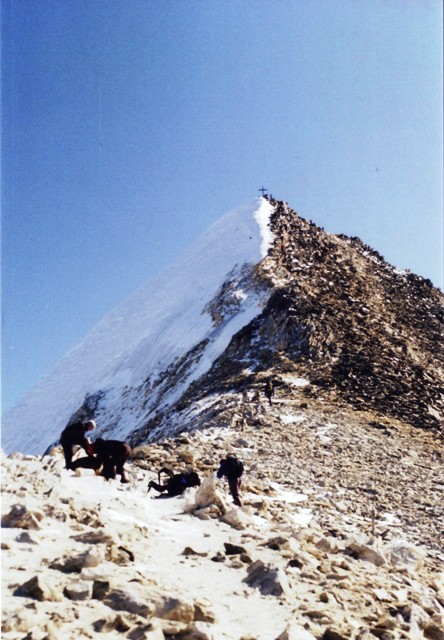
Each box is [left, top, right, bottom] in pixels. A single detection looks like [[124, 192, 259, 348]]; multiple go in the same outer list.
[[264, 380, 275, 405], [148, 467, 201, 497], [60, 420, 95, 470], [217, 455, 244, 507], [252, 389, 261, 402]]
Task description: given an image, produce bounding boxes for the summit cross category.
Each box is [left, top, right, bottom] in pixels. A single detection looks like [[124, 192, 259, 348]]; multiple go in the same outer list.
[[258, 186, 268, 196]]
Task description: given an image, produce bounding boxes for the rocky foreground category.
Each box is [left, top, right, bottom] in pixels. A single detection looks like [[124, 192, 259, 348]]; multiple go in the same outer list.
[[2, 398, 444, 640]]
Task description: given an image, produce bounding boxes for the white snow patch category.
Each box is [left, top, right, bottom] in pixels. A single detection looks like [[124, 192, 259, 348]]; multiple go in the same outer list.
[[254, 197, 275, 257], [281, 376, 310, 387], [281, 413, 306, 425], [268, 482, 309, 504], [315, 422, 338, 443]]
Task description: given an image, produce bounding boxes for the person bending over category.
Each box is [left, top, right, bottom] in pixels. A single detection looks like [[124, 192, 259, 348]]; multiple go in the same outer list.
[[60, 420, 95, 470], [217, 455, 244, 507]]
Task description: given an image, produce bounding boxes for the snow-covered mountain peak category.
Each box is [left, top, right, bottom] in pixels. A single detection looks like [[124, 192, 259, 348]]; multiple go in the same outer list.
[[3, 198, 275, 454], [4, 195, 442, 455]]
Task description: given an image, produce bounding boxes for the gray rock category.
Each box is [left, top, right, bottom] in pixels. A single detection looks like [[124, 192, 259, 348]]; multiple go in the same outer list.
[[243, 560, 289, 596], [103, 587, 155, 617], [63, 580, 93, 601], [15, 531, 39, 544], [51, 546, 105, 573]]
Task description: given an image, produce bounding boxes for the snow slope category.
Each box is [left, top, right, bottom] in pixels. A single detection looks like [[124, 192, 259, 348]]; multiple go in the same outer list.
[[2, 198, 275, 454]]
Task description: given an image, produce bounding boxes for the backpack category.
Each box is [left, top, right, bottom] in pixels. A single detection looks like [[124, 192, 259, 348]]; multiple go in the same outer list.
[[227, 457, 244, 478]]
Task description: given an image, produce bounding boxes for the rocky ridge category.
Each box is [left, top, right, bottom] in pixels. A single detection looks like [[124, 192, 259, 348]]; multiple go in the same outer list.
[[126, 198, 443, 446], [2, 396, 443, 640]]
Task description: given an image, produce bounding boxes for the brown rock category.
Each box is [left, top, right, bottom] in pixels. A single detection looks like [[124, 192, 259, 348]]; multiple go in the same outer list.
[[2, 504, 44, 529], [14, 575, 63, 602]]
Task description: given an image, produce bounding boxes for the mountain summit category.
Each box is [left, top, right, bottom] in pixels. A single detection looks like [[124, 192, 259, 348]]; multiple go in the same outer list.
[[3, 197, 443, 454]]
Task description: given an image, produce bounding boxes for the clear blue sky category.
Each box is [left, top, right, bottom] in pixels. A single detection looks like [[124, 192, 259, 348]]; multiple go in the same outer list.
[[2, 0, 442, 413]]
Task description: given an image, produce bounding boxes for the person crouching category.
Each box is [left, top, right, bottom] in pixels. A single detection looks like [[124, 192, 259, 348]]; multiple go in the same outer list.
[[92, 438, 132, 483]]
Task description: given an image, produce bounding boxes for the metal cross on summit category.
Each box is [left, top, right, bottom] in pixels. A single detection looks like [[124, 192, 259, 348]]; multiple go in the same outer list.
[[258, 186, 268, 196]]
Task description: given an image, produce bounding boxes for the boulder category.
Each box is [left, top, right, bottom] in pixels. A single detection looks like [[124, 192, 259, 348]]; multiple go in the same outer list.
[[14, 575, 63, 602], [221, 507, 255, 530], [103, 587, 155, 617], [188, 474, 226, 513], [127, 619, 165, 640], [153, 594, 195, 624], [243, 560, 289, 596], [63, 580, 93, 601], [424, 622, 444, 640], [345, 541, 386, 567], [106, 544, 135, 565], [2, 504, 44, 529], [224, 542, 248, 555], [173, 621, 215, 640], [15, 531, 39, 544], [92, 579, 111, 600], [385, 538, 426, 572], [51, 546, 105, 573], [194, 599, 216, 624]]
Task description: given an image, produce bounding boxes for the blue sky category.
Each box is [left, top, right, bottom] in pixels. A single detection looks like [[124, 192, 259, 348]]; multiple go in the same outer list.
[[2, 0, 443, 413]]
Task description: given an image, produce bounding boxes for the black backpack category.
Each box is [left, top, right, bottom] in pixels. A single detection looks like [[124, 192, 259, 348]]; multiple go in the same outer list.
[[226, 457, 244, 478]]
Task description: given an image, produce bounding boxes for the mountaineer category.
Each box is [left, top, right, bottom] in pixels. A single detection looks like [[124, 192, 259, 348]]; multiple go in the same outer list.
[[72, 437, 132, 484], [217, 455, 244, 507], [60, 420, 95, 470], [264, 379, 275, 405], [92, 438, 132, 483], [148, 467, 201, 496]]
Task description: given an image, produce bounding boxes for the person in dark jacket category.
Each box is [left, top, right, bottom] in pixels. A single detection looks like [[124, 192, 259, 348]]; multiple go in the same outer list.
[[92, 438, 131, 483], [60, 420, 95, 470], [148, 468, 201, 497], [217, 455, 244, 507], [264, 380, 275, 405]]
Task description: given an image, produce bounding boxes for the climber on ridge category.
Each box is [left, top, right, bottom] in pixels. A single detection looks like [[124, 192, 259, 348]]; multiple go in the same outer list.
[[59, 419, 95, 470], [70, 437, 132, 484], [217, 455, 244, 507], [91, 438, 132, 483], [264, 379, 275, 405]]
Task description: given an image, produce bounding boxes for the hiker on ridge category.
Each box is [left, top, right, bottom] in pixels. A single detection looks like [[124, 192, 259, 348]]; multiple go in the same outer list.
[[60, 420, 95, 470], [217, 455, 244, 507], [264, 380, 275, 405], [91, 438, 131, 484]]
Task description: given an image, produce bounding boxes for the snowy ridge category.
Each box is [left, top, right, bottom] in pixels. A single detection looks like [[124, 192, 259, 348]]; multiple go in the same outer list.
[[2, 198, 275, 454]]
